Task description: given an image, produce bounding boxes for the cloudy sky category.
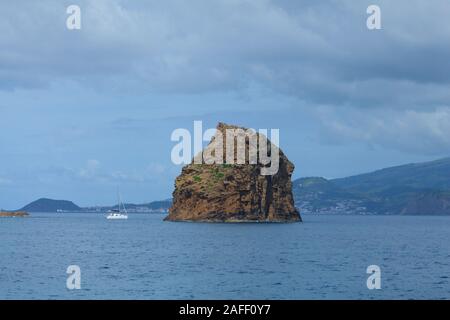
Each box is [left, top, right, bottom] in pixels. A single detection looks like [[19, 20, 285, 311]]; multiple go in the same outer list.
[[1, 0, 450, 209]]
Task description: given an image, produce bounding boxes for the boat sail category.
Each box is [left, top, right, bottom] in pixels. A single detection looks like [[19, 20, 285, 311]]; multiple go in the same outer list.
[[106, 190, 128, 220]]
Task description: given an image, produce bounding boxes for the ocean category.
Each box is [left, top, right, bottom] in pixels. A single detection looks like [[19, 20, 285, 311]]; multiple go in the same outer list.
[[0, 213, 449, 299]]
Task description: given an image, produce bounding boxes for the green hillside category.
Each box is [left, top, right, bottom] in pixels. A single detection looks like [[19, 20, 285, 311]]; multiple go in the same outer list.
[[333, 157, 450, 194], [294, 157, 450, 215]]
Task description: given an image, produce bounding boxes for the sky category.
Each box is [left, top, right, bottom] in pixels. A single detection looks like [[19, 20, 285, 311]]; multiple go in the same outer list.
[[1, 0, 450, 209]]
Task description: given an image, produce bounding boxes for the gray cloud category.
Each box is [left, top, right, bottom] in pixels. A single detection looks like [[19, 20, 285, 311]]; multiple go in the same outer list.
[[1, 0, 449, 110]]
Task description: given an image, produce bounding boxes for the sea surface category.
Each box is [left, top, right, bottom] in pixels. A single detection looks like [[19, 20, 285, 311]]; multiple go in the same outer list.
[[0, 213, 449, 299]]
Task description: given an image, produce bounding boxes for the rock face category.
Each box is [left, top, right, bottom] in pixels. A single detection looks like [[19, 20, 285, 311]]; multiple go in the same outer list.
[[165, 123, 301, 222], [401, 192, 450, 215]]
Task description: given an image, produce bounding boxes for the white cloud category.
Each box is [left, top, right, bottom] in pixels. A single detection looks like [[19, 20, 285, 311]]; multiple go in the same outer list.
[[315, 106, 450, 155], [0, 177, 12, 185], [73, 160, 168, 183], [78, 159, 101, 179], [146, 163, 166, 175]]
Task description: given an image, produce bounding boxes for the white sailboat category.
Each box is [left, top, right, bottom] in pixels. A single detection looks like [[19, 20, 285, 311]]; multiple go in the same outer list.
[[106, 190, 128, 220]]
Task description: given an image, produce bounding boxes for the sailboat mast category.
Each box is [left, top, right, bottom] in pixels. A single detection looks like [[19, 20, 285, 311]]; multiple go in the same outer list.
[[117, 187, 120, 212], [117, 187, 127, 214]]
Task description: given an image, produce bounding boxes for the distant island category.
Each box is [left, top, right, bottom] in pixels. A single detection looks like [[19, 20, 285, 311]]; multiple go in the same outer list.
[[21, 198, 81, 213], [5, 157, 450, 216]]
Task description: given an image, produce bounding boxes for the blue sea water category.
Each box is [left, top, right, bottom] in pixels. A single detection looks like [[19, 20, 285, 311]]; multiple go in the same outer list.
[[0, 213, 449, 300]]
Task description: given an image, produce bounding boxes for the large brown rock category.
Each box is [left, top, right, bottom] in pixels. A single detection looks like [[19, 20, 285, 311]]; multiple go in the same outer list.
[[165, 123, 301, 222]]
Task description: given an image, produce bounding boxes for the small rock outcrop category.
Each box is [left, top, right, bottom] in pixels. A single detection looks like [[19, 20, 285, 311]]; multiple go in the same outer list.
[[165, 123, 301, 222], [0, 211, 29, 217]]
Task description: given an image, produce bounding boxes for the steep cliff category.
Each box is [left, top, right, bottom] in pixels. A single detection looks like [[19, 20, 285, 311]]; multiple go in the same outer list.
[[401, 192, 450, 215]]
